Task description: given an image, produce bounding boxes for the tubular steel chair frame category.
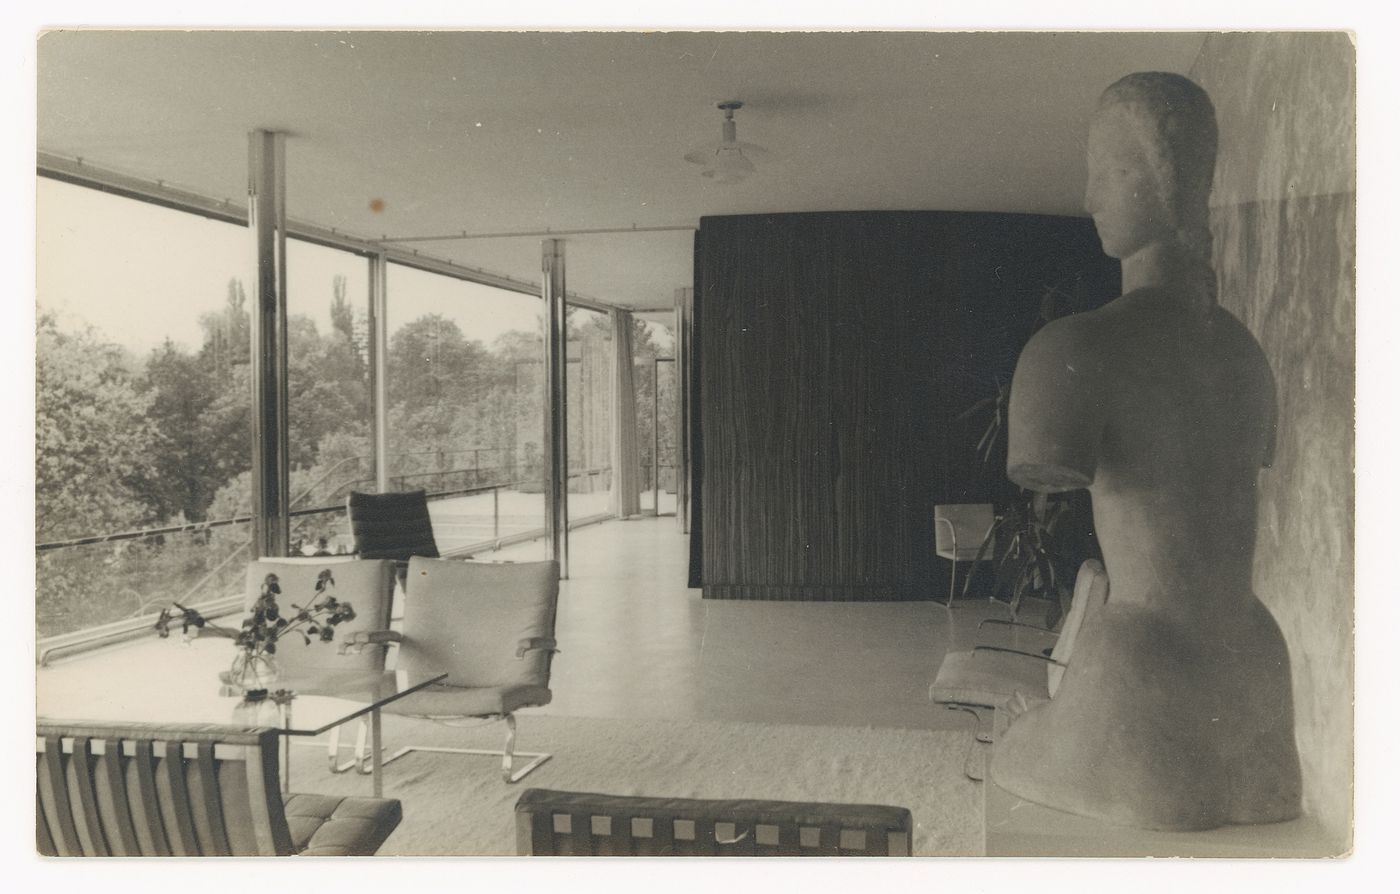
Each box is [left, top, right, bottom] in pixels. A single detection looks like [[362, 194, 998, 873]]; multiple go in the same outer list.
[[339, 628, 559, 783], [933, 503, 997, 608], [382, 708, 554, 784]]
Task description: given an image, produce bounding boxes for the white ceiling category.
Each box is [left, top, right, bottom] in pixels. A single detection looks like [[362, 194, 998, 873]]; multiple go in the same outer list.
[[36, 30, 1206, 311]]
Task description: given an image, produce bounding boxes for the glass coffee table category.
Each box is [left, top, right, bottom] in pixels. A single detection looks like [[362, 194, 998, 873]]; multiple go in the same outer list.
[[37, 666, 447, 797]]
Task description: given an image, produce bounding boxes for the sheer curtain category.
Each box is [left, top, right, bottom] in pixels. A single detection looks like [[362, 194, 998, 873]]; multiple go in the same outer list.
[[610, 310, 641, 517]]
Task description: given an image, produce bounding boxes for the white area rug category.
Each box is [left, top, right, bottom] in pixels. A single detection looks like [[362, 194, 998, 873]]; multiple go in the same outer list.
[[288, 714, 982, 856]]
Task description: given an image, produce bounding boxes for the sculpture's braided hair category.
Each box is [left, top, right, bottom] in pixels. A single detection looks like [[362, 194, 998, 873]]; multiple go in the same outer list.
[[1098, 72, 1219, 313]]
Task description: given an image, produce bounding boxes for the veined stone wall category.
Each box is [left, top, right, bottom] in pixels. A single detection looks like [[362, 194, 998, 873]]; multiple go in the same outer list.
[[1190, 31, 1355, 847]]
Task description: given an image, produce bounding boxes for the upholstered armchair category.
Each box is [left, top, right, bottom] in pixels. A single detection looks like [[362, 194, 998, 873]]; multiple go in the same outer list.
[[928, 559, 1109, 778], [933, 503, 997, 606], [341, 556, 561, 783], [242, 557, 398, 774]]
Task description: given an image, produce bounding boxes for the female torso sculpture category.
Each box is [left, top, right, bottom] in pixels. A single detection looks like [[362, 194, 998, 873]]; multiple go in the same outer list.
[[989, 73, 1302, 831]]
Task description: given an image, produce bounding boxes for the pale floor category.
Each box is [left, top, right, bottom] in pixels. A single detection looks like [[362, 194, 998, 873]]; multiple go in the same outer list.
[[495, 515, 1000, 731], [38, 515, 1008, 734]]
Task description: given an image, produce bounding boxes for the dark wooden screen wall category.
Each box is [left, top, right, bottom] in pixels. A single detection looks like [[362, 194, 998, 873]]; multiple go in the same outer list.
[[690, 211, 1116, 601]]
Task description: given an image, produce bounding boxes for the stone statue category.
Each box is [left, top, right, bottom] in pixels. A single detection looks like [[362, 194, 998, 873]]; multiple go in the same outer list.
[[990, 72, 1302, 831]]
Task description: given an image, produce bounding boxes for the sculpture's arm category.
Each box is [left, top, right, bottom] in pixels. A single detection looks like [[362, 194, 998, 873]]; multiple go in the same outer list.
[[1006, 316, 1106, 492]]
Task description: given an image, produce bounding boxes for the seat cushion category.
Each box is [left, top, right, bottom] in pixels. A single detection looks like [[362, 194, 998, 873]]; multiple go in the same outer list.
[[282, 792, 403, 856], [935, 546, 989, 561], [383, 682, 552, 718], [929, 649, 1050, 709]]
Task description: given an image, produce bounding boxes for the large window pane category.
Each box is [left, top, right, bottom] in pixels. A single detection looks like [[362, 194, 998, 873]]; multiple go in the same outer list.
[[634, 320, 677, 515], [385, 264, 545, 554], [36, 178, 253, 638], [567, 306, 613, 522], [286, 240, 371, 556]]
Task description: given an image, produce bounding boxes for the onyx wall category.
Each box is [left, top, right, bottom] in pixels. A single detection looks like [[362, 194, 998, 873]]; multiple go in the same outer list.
[[1191, 31, 1355, 846], [691, 211, 1115, 601]]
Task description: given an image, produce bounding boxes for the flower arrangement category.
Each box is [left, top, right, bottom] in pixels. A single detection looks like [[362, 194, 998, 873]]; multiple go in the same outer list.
[[155, 569, 356, 698]]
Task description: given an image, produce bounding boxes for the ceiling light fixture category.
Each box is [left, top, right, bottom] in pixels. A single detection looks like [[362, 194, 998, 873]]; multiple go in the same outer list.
[[684, 100, 767, 184]]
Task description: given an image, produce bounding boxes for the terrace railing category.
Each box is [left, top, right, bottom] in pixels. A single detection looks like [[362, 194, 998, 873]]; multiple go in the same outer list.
[[37, 450, 620, 665]]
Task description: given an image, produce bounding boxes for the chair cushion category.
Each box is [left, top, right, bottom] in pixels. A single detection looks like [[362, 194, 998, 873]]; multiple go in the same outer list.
[[243, 559, 397, 674], [929, 649, 1050, 709], [383, 682, 553, 718], [400, 557, 560, 691], [282, 792, 403, 856], [936, 546, 989, 561]]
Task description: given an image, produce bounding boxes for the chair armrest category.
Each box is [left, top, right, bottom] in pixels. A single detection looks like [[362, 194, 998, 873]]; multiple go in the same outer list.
[[516, 637, 560, 659], [934, 516, 959, 554], [971, 644, 1066, 668], [978, 618, 1059, 637], [338, 630, 404, 655]]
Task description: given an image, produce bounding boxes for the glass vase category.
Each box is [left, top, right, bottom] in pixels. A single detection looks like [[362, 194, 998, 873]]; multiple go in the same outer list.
[[219, 650, 280, 701]]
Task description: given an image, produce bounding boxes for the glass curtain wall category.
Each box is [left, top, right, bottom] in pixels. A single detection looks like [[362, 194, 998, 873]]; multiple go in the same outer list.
[[566, 305, 613, 523], [285, 239, 372, 556], [35, 180, 595, 642], [385, 263, 546, 555], [634, 320, 677, 514], [36, 178, 254, 638]]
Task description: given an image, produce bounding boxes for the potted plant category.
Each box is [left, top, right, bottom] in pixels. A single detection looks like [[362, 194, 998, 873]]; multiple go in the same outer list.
[[956, 277, 1101, 628], [154, 569, 356, 700]]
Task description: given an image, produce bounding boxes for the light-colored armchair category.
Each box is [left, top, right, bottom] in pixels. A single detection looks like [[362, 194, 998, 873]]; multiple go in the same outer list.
[[342, 556, 561, 783], [933, 503, 997, 606], [243, 557, 398, 775], [928, 559, 1109, 778]]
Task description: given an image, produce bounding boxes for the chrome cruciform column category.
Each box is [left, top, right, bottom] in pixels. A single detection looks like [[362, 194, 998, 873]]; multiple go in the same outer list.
[[368, 251, 390, 492], [248, 130, 289, 558], [542, 239, 569, 578]]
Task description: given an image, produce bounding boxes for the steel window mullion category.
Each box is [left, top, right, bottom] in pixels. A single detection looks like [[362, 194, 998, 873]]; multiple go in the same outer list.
[[675, 286, 692, 534]]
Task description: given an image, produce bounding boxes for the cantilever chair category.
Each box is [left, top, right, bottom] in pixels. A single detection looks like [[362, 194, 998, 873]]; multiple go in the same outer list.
[[37, 721, 402, 856], [243, 557, 398, 775], [928, 559, 1108, 778], [342, 556, 561, 783], [515, 789, 913, 856], [933, 503, 997, 607]]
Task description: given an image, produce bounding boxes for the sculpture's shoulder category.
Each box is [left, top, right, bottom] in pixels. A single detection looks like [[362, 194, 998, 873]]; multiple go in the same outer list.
[[1208, 305, 1272, 374], [1015, 308, 1109, 379]]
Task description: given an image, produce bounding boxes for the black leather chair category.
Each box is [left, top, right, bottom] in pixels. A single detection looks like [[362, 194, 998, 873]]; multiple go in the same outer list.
[[347, 490, 441, 589], [347, 490, 440, 561]]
